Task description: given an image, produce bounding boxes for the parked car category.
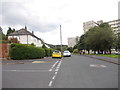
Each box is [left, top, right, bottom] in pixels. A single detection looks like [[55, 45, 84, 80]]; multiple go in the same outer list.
[[52, 50, 62, 58], [63, 50, 71, 57]]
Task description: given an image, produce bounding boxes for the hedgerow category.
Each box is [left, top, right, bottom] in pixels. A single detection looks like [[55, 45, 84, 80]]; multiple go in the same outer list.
[[10, 43, 45, 60]]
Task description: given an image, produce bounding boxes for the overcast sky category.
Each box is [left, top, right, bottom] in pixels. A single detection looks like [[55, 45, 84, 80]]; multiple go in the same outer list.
[[1, 0, 119, 45]]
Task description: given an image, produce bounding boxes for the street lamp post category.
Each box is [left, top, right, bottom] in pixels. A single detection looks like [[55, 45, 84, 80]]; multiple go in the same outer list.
[[60, 25, 62, 54]]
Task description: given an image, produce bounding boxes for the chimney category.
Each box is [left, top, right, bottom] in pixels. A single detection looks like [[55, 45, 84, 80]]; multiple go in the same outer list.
[[32, 31, 34, 34], [25, 26, 27, 30]]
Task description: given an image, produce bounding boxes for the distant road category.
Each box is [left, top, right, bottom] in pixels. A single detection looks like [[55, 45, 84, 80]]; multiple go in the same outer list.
[[2, 55, 118, 88]]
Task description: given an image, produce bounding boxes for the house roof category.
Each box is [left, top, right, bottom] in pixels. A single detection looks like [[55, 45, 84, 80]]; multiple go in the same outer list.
[[8, 28, 45, 44]]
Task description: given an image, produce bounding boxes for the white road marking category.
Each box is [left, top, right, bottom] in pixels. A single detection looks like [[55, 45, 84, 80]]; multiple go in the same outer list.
[[55, 60, 62, 71], [3, 70, 50, 72], [51, 61, 59, 69], [49, 61, 59, 71], [52, 75, 56, 80], [55, 68, 59, 71], [90, 64, 107, 68], [55, 72, 58, 75], [48, 81, 53, 87], [49, 69, 52, 71], [100, 65, 107, 67], [48, 60, 62, 87]]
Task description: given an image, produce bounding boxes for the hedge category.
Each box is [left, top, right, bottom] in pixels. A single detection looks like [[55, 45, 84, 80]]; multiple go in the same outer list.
[[44, 48, 54, 57], [10, 43, 45, 60]]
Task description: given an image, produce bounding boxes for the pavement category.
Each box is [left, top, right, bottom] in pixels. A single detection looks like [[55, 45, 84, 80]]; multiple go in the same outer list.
[[2, 55, 118, 88], [85, 55, 119, 65]]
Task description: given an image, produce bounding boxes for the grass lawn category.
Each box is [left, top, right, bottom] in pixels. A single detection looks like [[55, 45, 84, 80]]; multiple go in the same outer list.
[[96, 54, 120, 59]]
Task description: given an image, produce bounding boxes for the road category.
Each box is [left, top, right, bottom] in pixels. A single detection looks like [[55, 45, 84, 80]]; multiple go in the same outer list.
[[2, 55, 118, 88]]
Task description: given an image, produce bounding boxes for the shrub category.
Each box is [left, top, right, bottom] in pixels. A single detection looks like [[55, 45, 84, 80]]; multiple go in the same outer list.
[[10, 43, 45, 60], [73, 49, 79, 53], [44, 48, 54, 57]]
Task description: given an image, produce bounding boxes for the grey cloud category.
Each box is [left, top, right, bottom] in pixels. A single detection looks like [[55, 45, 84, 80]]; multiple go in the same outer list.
[[2, 2, 59, 32]]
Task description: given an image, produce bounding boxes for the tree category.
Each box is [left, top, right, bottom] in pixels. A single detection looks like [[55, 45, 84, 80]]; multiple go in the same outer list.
[[42, 44, 47, 49], [6, 27, 15, 36], [85, 23, 115, 54], [9, 37, 19, 43], [0, 26, 7, 40], [76, 23, 115, 54], [67, 47, 73, 52]]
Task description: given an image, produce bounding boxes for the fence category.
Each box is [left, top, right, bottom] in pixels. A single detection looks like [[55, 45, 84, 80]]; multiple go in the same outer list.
[[0, 44, 10, 59]]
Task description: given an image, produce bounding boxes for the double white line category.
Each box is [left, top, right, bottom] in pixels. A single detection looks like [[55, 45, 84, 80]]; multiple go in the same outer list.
[[48, 60, 62, 87]]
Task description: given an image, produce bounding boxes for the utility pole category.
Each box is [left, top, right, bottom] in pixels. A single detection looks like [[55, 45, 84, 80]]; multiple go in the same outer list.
[[60, 25, 62, 54]]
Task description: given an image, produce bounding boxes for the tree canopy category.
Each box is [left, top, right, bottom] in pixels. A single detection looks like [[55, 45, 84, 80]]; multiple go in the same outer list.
[[77, 23, 115, 54]]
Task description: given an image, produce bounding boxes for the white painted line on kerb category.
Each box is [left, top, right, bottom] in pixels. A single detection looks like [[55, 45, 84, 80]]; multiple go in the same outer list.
[[48, 81, 53, 87]]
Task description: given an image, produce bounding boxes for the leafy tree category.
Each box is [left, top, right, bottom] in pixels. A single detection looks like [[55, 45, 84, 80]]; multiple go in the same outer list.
[[76, 23, 115, 54], [0, 26, 7, 40], [9, 37, 19, 43], [42, 44, 47, 48], [67, 47, 73, 52], [73, 49, 79, 53], [30, 43, 35, 46], [6, 27, 15, 36]]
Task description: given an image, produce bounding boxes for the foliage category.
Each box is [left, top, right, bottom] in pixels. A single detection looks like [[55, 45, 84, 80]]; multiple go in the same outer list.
[[6, 27, 15, 36], [62, 46, 67, 52], [73, 49, 79, 53], [30, 43, 35, 46], [96, 54, 120, 59], [10, 43, 45, 60], [77, 23, 115, 54], [67, 47, 73, 52], [0, 27, 7, 40], [42, 44, 47, 48], [42, 44, 54, 57], [9, 37, 19, 43]]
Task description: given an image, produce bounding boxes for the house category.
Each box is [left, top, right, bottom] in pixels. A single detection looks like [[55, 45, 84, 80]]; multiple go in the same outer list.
[[8, 26, 49, 48]]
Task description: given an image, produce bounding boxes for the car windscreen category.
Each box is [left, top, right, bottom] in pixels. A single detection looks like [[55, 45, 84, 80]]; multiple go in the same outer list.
[[64, 51, 69, 53], [54, 51, 60, 53]]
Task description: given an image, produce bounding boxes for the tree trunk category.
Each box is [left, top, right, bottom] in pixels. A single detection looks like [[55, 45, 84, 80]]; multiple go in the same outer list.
[[97, 50, 100, 54], [88, 50, 90, 54], [94, 51, 96, 54]]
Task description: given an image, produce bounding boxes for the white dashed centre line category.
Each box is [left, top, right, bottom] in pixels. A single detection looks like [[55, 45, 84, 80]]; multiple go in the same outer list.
[[48, 81, 53, 87], [48, 60, 62, 87], [49, 61, 59, 71]]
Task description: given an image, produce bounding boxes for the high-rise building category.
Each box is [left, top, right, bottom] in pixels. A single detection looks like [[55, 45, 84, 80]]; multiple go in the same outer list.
[[68, 36, 79, 47], [107, 19, 120, 34], [83, 20, 103, 33]]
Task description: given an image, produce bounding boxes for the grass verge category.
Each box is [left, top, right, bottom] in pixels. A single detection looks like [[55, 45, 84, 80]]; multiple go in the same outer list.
[[96, 54, 120, 59]]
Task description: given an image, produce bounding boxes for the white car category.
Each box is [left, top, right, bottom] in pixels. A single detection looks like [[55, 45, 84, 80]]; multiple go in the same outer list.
[[63, 50, 71, 57]]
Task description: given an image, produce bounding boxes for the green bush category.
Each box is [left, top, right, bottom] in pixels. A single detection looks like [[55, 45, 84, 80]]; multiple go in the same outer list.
[[44, 48, 54, 57], [10, 43, 45, 60], [73, 49, 79, 53]]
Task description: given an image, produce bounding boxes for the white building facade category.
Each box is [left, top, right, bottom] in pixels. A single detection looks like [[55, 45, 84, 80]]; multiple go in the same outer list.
[[83, 20, 103, 33], [8, 28, 45, 47], [107, 19, 120, 34], [68, 36, 79, 47]]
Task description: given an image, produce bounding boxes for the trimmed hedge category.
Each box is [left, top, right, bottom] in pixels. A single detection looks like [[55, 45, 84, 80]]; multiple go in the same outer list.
[[44, 48, 54, 57], [10, 43, 45, 60]]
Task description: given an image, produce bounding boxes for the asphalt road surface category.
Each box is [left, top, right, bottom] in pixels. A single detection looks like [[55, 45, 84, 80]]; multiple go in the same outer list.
[[2, 55, 118, 88]]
